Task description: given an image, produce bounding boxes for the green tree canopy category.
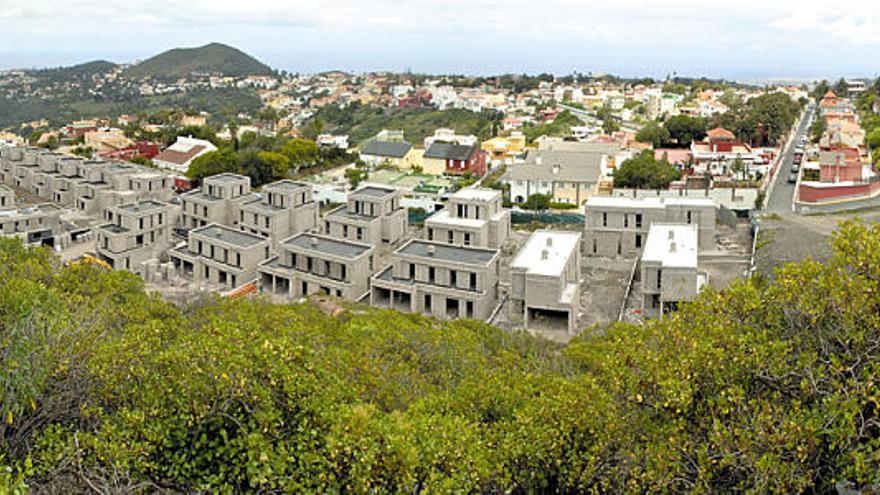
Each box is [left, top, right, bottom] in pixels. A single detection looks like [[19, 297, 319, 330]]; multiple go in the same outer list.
[[186, 148, 240, 181], [635, 121, 671, 148], [613, 149, 681, 189], [281, 138, 320, 169]]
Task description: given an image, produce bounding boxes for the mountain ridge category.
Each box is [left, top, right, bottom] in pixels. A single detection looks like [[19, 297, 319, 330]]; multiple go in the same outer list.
[[124, 42, 274, 80]]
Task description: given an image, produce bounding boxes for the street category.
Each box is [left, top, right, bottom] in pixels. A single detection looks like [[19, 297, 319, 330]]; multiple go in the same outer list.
[[765, 103, 814, 212]]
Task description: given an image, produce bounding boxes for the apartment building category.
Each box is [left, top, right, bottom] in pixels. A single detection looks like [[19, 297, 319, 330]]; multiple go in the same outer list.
[[0, 203, 63, 245], [95, 200, 178, 274], [323, 186, 407, 245], [170, 224, 271, 291], [0, 147, 174, 214], [371, 240, 500, 321], [237, 180, 319, 242], [425, 187, 511, 248], [258, 233, 375, 301], [640, 223, 707, 317], [179, 173, 254, 230], [0, 184, 13, 209], [584, 196, 715, 257], [509, 231, 581, 334]]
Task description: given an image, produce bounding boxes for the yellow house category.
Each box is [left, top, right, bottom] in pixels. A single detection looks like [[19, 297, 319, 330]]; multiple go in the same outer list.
[[482, 134, 526, 164]]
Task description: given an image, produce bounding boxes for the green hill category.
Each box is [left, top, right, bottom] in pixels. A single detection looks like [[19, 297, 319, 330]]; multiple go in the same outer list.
[[124, 42, 274, 80], [31, 60, 117, 79]]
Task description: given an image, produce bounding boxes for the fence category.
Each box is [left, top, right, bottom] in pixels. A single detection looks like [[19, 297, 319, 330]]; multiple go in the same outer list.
[[510, 210, 585, 225]]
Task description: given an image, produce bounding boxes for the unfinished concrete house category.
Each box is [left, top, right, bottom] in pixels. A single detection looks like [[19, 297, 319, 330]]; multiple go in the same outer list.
[[509, 230, 581, 334], [179, 173, 254, 230], [170, 224, 271, 291], [258, 232, 375, 301], [95, 200, 178, 274], [425, 187, 511, 248], [584, 196, 715, 257], [640, 223, 707, 317], [237, 180, 319, 243], [371, 240, 500, 321], [323, 185, 407, 245]]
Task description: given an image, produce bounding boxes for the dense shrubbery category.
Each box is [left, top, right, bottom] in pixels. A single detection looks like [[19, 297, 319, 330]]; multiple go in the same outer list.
[[3, 221, 880, 492]]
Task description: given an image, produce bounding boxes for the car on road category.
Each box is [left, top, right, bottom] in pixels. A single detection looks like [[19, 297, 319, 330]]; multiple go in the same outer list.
[[791, 164, 800, 173], [788, 173, 799, 184]]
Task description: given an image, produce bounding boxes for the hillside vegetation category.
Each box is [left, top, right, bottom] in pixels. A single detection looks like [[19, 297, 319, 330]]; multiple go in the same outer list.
[[310, 103, 499, 144], [2, 221, 880, 492], [125, 42, 274, 80]]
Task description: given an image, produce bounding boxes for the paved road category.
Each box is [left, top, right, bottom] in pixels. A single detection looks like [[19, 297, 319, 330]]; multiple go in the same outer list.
[[766, 104, 815, 212]]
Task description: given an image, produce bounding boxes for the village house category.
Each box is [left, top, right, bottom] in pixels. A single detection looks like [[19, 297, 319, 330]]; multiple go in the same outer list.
[[358, 140, 417, 169], [152, 136, 217, 173], [323, 185, 408, 245], [509, 231, 581, 334], [95, 200, 178, 274], [170, 224, 272, 291], [258, 232, 375, 302], [370, 239, 500, 321], [502, 148, 610, 206], [583, 196, 716, 257], [423, 142, 487, 177], [690, 127, 763, 178], [424, 187, 511, 249], [640, 223, 707, 317]]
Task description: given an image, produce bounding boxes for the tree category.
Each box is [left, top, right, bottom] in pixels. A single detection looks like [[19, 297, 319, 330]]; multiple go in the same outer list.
[[345, 164, 369, 189], [664, 115, 707, 146], [812, 79, 830, 99], [281, 138, 320, 170], [257, 151, 292, 179], [635, 122, 671, 148], [613, 149, 681, 189], [300, 118, 324, 141], [186, 148, 240, 181], [730, 156, 746, 180], [522, 193, 551, 210], [866, 128, 880, 150], [832, 77, 849, 99]]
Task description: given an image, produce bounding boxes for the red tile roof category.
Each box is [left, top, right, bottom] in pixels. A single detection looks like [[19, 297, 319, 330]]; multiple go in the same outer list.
[[154, 145, 206, 166]]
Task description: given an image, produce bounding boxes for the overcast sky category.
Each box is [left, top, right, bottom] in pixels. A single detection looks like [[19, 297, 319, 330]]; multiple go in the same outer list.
[[1, 0, 879, 81]]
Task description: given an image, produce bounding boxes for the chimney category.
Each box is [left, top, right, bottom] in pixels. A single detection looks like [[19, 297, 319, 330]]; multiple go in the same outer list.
[[546, 236, 553, 247], [311, 237, 319, 247], [668, 230, 675, 240], [670, 242, 677, 253], [536, 156, 543, 166], [552, 164, 560, 174], [427, 245, 436, 255], [541, 249, 549, 260]]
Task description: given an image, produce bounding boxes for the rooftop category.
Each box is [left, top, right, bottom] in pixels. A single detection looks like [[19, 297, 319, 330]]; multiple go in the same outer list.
[[191, 224, 267, 248], [284, 233, 372, 258], [642, 223, 698, 268], [452, 187, 500, 202], [586, 195, 716, 209], [352, 185, 398, 198], [425, 210, 485, 229], [397, 239, 498, 265], [510, 231, 581, 277], [360, 140, 412, 158], [424, 142, 477, 161], [205, 173, 249, 184], [116, 200, 170, 215], [264, 180, 310, 192]]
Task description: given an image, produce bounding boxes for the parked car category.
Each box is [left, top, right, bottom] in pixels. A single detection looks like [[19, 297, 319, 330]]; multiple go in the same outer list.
[[791, 164, 800, 173], [788, 173, 799, 184]]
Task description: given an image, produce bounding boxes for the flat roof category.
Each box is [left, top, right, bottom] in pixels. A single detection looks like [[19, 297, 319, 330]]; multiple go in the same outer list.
[[352, 186, 397, 198], [425, 210, 485, 229], [586, 196, 716, 209], [510, 230, 581, 277], [116, 200, 169, 214], [264, 180, 310, 192], [284, 233, 372, 258], [0, 203, 62, 218], [192, 224, 267, 248], [206, 173, 249, 183], [181, 190, 223, 202], [397, 239, 498, 265], [642, 223, 698, 268], [452, 187, 500, 202]]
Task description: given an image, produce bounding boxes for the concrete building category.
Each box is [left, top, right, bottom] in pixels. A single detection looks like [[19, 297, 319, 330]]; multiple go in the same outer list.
[[95, 200, 178, 274], [170, 224, 272, 291], [425, 187, 511, 248], [180, 173, 254, 230], [584, 196, 715, 257], [0, 203, 63, 245], [237, 180, 319, 243], [370, 240, 500, 321], [258, 233, 375, 301], [640, 223, 707, 317], [323, 186, 407, 245], [509, 231, 581, 334], [0, 184, 14, 209]]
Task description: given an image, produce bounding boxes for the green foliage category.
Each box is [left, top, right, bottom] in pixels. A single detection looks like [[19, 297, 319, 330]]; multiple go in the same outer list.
[[186, 148, 240, 181], [711, 92, 802, 145], [664, 115, 708, 147], [613, 149, 681, 189], [281, 138, 320, 169], [866, 128, 880, 150], [636, 121, 671, 148], [523, 110, 580, 143], [521, 193, 552, 211], [345, 164, 369, 189], [5, 223, 880, 491]]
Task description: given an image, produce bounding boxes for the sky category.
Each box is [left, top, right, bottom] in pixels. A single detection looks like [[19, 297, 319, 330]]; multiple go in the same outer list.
[[1, 0, 879, 81]]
